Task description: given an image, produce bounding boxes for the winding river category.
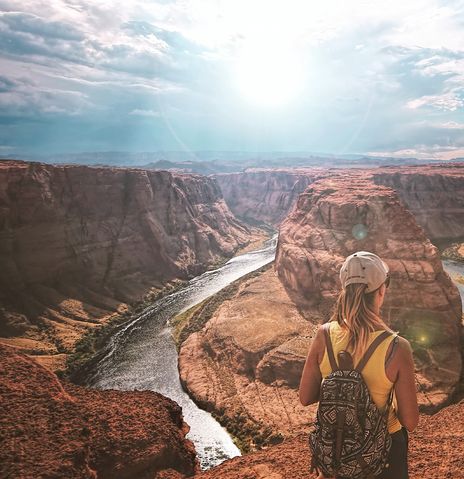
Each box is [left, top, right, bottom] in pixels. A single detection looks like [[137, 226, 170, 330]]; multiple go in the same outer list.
[[86, 235, 278, 469]]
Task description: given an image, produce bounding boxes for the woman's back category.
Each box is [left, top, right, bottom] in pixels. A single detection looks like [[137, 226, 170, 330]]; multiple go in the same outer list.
[[319, 321, 402, 434]]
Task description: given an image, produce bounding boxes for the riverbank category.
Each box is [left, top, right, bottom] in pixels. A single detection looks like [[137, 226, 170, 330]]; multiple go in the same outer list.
[[173, 263, 283, 453], [71, 234, 278, 468], [442, 241, 464, 263], [177, 266, 313, 455], [64, 278, 187, 382], [64, 227, 272, 383]]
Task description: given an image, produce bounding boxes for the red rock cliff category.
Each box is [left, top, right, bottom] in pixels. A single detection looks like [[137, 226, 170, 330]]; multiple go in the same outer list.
[[0, 160, 250, 364], [275, 175, 462, 410], [372, 164, 464, 243], [0, 344, 198, 478], [214, 168, 327, 225]]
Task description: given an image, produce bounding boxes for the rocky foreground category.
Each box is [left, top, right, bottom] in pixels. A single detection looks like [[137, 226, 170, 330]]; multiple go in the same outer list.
[[2, 342, 462, 479], [0, 344, 198, 479], [195, 400, 464, 479]]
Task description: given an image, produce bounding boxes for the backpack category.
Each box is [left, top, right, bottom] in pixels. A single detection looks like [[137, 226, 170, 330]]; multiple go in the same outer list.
[[309, 323, 397, 479]]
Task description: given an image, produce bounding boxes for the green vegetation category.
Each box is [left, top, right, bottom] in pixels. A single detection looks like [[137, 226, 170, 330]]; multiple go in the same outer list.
[[62, 280, 186, 382], [212, 408, 284, 453], [441, 241, 464, 262]]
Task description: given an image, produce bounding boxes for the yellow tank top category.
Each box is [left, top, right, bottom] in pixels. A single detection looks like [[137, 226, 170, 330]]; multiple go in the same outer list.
[[319, 321, 402, 434]]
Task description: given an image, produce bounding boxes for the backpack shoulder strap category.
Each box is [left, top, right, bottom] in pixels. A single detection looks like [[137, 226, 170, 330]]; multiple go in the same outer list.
[[323, 322, 338, 372], [355, 330, 392, 373]]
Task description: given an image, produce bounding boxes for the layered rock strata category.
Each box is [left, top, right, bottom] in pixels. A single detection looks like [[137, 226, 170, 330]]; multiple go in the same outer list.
[[0, 344, 198, 479], [0, 160, 250, 366], [214, 168, 327, 225], [372, 164, 464, 244], [275, 175, 462, 409]]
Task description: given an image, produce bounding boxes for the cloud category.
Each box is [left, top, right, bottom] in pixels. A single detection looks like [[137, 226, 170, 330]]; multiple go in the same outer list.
[[0, 11, 84, 40], [369, 145, 464, 160], [406, 92, 464, 111], [0, 74, 15, 92], [129, 109, 160, 117]]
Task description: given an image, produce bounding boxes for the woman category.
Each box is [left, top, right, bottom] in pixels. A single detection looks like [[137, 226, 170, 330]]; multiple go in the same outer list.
[[299, 251, 419, 478]]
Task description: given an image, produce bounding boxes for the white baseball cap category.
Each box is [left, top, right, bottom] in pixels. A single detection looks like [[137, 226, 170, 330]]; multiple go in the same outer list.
[[340, 251, 389, 293]]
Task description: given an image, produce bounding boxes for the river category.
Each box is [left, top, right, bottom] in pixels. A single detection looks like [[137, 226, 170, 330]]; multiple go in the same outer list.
[[85, 235, 278, 469], [443, 259, 464, 302]]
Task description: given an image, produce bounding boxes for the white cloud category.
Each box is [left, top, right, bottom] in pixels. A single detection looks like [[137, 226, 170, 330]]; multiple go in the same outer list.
[[369, 145, 464, 160], [129, 108, 160, 117], [439, 121, 464, 130], [406, 92, 464, 111]]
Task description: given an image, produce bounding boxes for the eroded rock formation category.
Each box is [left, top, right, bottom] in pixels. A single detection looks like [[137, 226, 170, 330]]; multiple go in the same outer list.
[[179, 267, 316, 447], [214, 168, 327, 225], [0, 160, 250, 367], [0, 344, 198, 478], [275, 175, 462, 409], [372, 164, 464, 244]]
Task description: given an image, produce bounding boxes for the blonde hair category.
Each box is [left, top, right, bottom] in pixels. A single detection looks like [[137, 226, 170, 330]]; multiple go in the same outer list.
[[330, 282, 393, 363]]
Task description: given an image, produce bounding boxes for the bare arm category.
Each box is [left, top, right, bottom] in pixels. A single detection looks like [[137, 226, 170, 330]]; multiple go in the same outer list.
[[299, 326, 324, 406], [387, 337, 419, 432]]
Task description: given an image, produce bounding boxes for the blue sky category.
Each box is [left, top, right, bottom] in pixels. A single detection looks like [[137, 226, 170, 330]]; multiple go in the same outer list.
[[0, 0, 463, 159]]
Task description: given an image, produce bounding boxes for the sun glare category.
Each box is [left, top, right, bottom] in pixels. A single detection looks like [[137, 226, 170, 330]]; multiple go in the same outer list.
[[234, 42, 304, 107]]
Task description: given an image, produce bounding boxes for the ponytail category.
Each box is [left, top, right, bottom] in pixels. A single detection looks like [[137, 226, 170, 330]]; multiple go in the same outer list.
[[329, 283, 393, 363]]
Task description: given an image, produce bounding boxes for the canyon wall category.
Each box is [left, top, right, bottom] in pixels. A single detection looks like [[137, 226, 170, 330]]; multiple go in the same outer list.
[[372, 165, 464, 243], [0, 344, 198, 478], [0, 160, 250, 365], [213, 168, 327, 225], [275, 175, 462, 409]]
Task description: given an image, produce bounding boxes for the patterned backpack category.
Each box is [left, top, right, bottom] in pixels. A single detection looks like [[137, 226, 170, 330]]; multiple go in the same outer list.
[[309, 323, 396, 479]]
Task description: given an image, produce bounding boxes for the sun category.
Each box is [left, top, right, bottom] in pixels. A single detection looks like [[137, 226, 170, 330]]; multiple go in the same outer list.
[[234, 40, 304, 107]]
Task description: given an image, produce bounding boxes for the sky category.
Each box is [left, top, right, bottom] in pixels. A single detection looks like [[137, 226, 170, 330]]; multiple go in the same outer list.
[[0, 0, 463, 159]]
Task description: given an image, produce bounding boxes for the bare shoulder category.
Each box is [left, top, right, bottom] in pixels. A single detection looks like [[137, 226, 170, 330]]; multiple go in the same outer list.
[[396, 336, 413, 356], [311, 323, 328, 362], [386, 335, 414, 382]]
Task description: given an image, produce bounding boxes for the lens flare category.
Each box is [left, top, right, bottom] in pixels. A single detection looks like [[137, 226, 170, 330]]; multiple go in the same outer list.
[[352, 223, 368, 240]]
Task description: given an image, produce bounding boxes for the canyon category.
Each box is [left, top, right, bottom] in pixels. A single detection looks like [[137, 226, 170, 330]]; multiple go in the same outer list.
[[215, 164, 464, 242], [1, 159, 463, 478], [0, 160, 252, 370], [214, 168, 327, 225], [275, 174, 462, 409]]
